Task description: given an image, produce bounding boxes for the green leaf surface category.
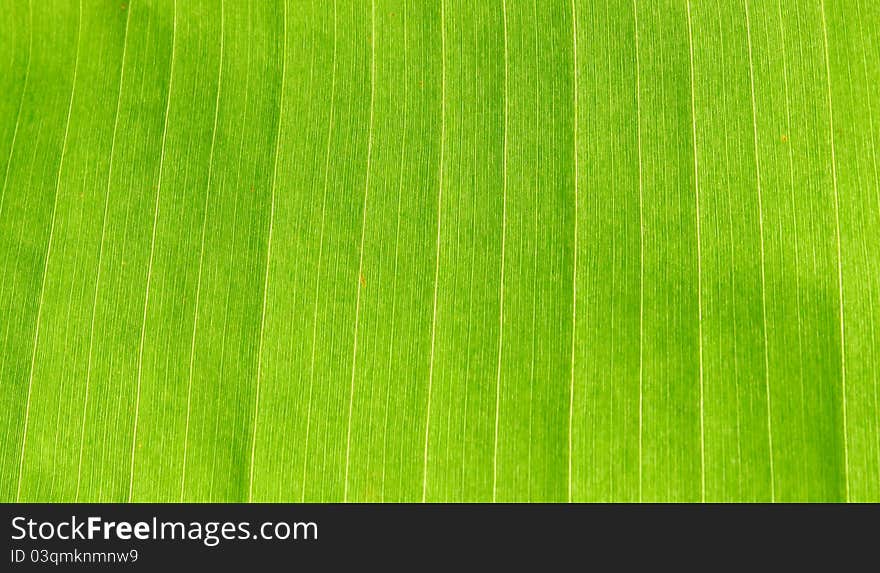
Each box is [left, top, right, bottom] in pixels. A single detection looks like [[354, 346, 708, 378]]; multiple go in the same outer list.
[[1, 0, 878, 502]]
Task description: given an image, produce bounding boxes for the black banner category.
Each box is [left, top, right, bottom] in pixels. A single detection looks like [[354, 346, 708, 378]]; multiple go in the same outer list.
[[2, 504, 875, 569]]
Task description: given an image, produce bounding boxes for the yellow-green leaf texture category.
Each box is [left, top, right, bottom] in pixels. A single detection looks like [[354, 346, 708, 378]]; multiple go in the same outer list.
[[1, 0, 878, 502]]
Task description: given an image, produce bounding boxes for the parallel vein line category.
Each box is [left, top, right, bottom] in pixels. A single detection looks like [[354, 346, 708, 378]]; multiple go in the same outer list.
[[181, 0, 224, 502], [77, 1, 132, 501], [381, 0, 407, 501], [567, 0, 578, 504], [686, 0, 706, 503], [775, 0, 809, 499], [423, 0, 446, 503], [344, 0, 375, 502], [819, 0, 849, 500], [604, 0, 617, 499], [492, 0, 509, 504], [16, 0, 81, 502], [633, 0, 644, 503], [130, 0, 177, 502], [527, 0, 539, 501], [249, 0, 286, 503], [302, 0, 337, 502], [744, 0, 775, 501]]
